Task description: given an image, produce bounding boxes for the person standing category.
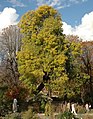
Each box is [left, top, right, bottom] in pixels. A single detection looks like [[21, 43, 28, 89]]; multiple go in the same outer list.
[[12, 98, 17, 113], [67, 102, 71, 112]]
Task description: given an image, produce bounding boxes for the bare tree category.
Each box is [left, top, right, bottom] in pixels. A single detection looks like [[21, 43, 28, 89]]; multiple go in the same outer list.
[[0, 25, 22, 86], [81, 41, 93, 98]]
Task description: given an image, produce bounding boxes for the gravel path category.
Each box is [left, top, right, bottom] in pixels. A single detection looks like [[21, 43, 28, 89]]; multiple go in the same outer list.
[[37, 113, 93, 119]]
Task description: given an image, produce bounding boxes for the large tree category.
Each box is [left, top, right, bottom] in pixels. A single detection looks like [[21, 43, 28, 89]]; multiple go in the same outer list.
[[63, 35, 89, 101], [17, 5, 68, 96], [80, 41, 93, 102]]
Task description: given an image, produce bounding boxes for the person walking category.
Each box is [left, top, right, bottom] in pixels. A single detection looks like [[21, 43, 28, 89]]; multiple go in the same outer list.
[[71, 103, 77, 115], [85, 103, 89, 113]]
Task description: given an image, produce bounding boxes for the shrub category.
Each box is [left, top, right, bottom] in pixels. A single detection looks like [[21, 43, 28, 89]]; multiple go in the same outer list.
[[57, 111, 79, 119], [21, 107, 39, 119], [5, 113, 21, 119], [5, 84, 29, 101], [76, 105, 86, 114], [45, 101, 54, 119]]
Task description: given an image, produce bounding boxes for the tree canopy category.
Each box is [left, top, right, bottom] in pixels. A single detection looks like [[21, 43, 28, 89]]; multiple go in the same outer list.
[[17, 5, 68, 94]]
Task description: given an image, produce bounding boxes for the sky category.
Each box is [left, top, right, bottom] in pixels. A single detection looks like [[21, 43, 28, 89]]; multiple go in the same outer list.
[[0, 0, 93, 41]]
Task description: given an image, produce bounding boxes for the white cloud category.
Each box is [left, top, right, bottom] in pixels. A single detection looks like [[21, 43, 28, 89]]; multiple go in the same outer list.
[[36, 0, 45, 6], [50, 0, 61, 7], [63, 11, 93, 41], [0, 7, 19, 31], [63, 22, 74, 35], [36, 0, 87, 9], [7, 0, 25, 7]]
